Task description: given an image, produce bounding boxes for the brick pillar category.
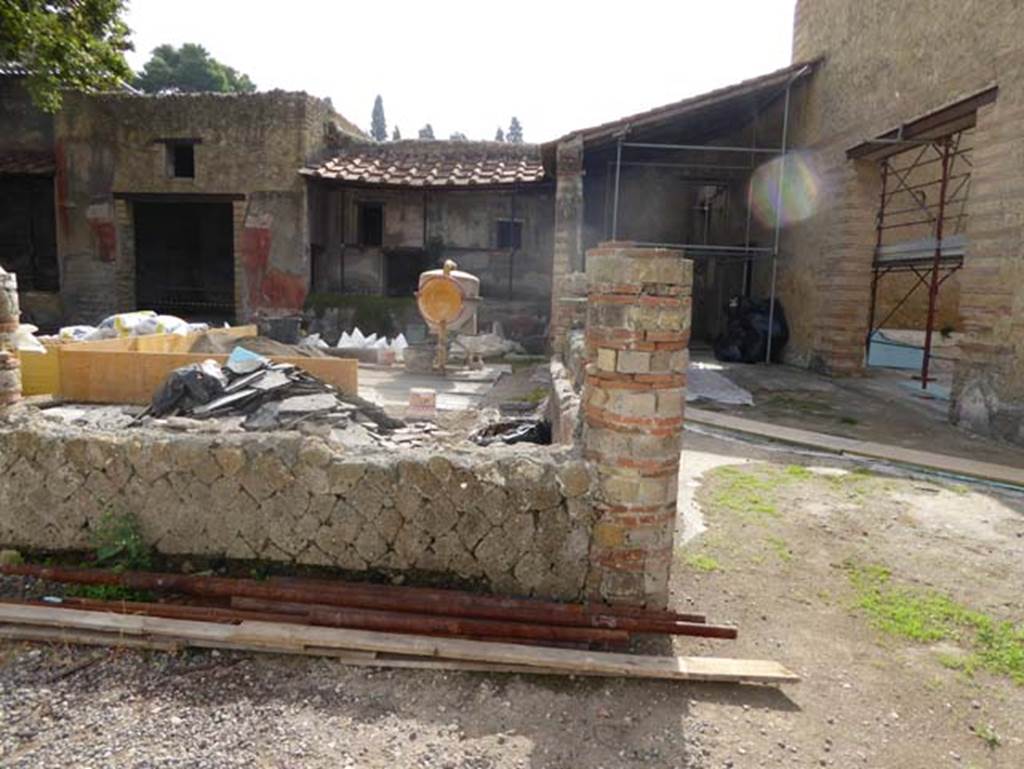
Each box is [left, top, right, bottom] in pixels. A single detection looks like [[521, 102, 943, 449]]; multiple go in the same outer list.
[[582, 243, 691, 608], [550, 135, 584, 353]]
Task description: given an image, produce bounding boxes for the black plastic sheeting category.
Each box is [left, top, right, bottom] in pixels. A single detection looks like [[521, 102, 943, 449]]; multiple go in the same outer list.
[[713, 297, 789, 364], [471, 419, 552, 447], [149, 361, 227, 417]]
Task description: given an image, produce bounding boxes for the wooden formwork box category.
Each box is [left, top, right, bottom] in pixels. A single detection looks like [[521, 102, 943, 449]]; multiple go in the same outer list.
[[18, 325, 359, 403]]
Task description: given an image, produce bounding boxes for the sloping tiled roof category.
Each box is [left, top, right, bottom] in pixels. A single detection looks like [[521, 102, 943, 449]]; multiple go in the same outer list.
[[559, 60, 818, 146], [303, 140, 547, 188], [0, 151, 55, 175]]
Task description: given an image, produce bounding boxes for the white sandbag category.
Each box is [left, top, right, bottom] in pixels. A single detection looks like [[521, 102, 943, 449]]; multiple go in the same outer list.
[[58, 325, 98, 342], [12, 324, 46, 353]]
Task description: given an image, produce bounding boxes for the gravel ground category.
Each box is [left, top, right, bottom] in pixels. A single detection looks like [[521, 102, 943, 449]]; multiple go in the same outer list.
[[0, 644, 710, 769]]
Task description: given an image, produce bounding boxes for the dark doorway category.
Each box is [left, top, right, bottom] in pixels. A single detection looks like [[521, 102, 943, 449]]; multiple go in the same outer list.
[[0, 176, 58, 291], [384, 247, 433, 296], [134, 200, 234, 320]]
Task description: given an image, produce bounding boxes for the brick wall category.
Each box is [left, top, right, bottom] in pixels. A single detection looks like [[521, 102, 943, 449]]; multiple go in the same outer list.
[[788, 0, 1024, 439]]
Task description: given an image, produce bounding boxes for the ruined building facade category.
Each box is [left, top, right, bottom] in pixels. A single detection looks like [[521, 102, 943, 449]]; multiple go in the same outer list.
[[2, 0, 1024, 443]]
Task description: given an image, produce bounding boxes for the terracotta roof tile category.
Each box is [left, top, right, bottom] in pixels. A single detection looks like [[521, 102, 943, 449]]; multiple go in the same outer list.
[[303, 140, 547, 188]]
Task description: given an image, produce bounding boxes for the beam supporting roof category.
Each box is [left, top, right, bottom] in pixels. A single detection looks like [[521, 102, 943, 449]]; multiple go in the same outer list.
[[846, 86, 998, 162]]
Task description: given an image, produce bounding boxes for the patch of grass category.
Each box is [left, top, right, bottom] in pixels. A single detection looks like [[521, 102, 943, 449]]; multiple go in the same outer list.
[[972, 723, 1001, 749], [765, 536, 793, 563], [838, 415, 859, 425], [705, 466, 782, 520], [704, 464, 814, 523], [847, 562, 1024, 684], [783, 465, 813, 480], [683, 553, 721, 573]]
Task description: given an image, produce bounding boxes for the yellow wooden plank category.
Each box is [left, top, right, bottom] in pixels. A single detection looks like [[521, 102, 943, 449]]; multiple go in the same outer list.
[[17, 325, 260, 396], [58, 349, 357, 404], [687, 407, 1024, 487]]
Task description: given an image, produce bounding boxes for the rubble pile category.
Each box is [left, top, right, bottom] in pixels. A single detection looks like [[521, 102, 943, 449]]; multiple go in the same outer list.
[[143, 346, 404, 434]]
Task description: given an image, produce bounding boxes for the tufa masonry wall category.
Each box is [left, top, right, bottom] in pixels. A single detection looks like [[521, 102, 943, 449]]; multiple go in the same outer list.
[[0, 420, 599, 600]]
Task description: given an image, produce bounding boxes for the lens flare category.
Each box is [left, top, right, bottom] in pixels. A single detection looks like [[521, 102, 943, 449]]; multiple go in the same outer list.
[[749, 151, 822, 228]]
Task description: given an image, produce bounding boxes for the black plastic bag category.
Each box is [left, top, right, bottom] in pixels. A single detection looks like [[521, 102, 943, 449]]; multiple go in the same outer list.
[[713, 297, 789, 364], [149, 360, 227, 417]]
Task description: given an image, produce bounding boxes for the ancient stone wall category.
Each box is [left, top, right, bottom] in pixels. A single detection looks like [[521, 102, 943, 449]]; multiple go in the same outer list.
[[0, 419, 597, 600], [53, 91, 337, 323], [789, 0, 1024, 440]]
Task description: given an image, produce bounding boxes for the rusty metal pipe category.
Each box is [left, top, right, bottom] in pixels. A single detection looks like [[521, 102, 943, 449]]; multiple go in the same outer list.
[[265, 576, 709, 628], [1, 565, 731, 638], [228, 595, 631, 646], [33, 597, 306, 626]]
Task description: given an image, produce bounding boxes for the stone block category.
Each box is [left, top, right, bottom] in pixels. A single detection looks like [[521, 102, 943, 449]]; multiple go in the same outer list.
[[617, 350, 651, 374]]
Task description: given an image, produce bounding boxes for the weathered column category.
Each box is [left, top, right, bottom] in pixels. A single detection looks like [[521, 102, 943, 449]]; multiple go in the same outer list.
[[549, 135, 584, 353], [0, 267, 22, 407], [582, 243, 691, 608]]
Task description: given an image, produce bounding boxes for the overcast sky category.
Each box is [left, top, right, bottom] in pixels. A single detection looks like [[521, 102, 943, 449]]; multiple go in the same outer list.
[[123, 0, 796, 143]]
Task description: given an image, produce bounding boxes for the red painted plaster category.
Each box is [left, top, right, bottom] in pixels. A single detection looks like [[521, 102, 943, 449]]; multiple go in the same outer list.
[[242, 225, 306, 312], [89, 220, 117, 262]]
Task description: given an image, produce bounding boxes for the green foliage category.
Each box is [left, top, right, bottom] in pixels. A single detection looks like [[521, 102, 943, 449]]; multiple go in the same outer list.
[[847, 562, 1024, 683], [134, 43, 256, 94], [91, 510, 152, 571], [0, 0, 133, 112], [765, 535, 793, 563], [494, 126, 505, 142], [391, 125, 401, 141], [705, 466, 784, 521], [304, 293, 415, 338], [418, 123, 435, 140], [371, 94, 387, 141], [507, 116, 523, 143], [972, 723, 1001, 749], [683, 553, 721, 573]]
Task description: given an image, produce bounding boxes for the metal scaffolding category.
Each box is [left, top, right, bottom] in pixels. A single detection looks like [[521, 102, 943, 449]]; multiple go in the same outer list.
[[605, 67, 807, 363], [864, 129, 972, 387]]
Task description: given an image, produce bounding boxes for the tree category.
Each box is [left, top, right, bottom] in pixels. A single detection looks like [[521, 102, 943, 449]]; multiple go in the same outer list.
[[392, 126, 401, 140], [449, 131, 467, 141], [134, 43, 256, 94], [0, 0, 133, 112], [418, 123, 435, 140], [507, 117, 524, 144], [370, 94, 387, 141], [494, 127, 505, 142]]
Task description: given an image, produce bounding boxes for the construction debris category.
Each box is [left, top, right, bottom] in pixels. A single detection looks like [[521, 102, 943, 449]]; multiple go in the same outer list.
[[0, 564, 798, 684], [143, 346, 403, 433]]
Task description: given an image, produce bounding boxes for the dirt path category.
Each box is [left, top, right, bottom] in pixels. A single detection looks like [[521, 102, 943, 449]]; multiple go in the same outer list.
[[674, 435, 1024, 768], [1, 433, 1021, 768]]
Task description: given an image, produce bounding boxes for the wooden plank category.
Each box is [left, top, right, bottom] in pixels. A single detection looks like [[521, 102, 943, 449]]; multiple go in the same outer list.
[[57, 349, 358, 403], [687, 407, 1024, 488], [0, 624, 595, 676], [0, 604, 799, 684]]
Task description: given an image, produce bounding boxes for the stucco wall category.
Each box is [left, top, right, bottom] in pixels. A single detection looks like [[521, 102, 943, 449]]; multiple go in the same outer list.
[[787, 0, 1024, 440], [53, 91, 335, 323], [311, 185, 554, 305], [0, 419, 598, 600]]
